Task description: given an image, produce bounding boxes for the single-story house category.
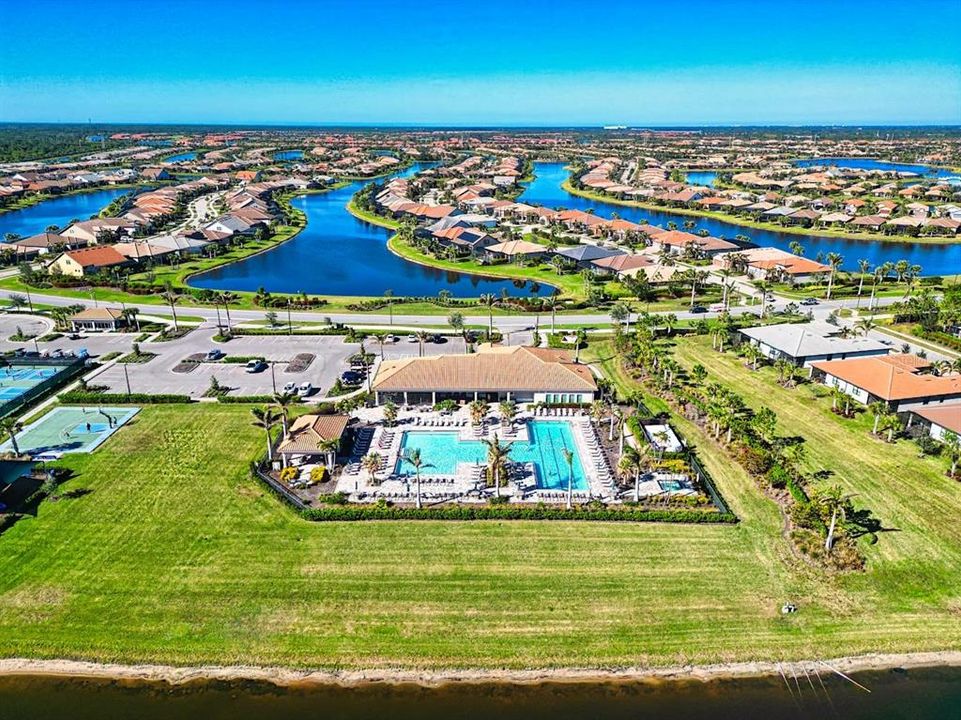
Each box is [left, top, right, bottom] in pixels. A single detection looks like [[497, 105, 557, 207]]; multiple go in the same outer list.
[[739, 322, 890, 367], [372, 345, 598, 406], [909, 404, 961, 442], [47, 246, 129, 278], [810, 354, 961, 411], [555, 244, 625, 269], [484, 240, 548, 261], [70, 307, 127, 332]]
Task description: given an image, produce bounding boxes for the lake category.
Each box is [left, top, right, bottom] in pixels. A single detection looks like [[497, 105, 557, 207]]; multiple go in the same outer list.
[[163, 152, 198, 163], [189, 163, 552, 298], [793, 157, 961, 184], [2, 667, 959, 719], [684, 171, 718, 187], [518, 163, 961, 274], [273, 150, 304, 161], [0, 187, 130, 239]]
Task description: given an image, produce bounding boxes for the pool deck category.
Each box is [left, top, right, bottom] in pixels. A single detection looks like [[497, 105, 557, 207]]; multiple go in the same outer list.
[[335, 406, 616, 504]]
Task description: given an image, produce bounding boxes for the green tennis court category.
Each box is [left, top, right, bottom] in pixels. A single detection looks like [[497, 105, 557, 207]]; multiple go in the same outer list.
[[2, 406, 140, 458]]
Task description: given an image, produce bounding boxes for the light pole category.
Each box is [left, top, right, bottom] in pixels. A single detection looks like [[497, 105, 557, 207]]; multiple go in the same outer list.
[[270, 362, 277, 394], [25, 285, 33, 313], [287, 299, 292, 336], [123, 361, 131, 397]]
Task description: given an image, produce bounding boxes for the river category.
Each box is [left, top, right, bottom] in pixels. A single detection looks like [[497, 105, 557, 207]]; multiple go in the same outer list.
[[0, 187, 131, 239], [2, 667, 959, 719], [518, 163, 961, 274], [189, 162, 552, 297]]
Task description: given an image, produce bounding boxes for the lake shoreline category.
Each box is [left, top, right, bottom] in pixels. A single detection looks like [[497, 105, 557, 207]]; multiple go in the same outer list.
[[2, 650, 960, 688]]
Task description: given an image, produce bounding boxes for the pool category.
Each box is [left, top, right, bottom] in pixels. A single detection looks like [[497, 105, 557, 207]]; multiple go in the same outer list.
[[395, 421, 588, 491]]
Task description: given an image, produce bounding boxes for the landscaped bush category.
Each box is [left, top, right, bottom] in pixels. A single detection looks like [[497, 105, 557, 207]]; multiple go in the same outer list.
[[217, 395, 274, 404], [279, 466, 299, 482], [59, 391, 191, 404], [302, 504, 737, 523], [310, 466, 328, 483]]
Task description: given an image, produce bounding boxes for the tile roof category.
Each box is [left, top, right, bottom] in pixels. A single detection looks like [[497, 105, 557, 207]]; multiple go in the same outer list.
[[276, 414, 350, 454], [372, 346, 597, 393], [811, 355, 961, 401]]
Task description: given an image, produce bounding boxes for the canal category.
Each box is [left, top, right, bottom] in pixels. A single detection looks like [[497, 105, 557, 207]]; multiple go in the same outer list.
[[189, 162, 552, 297], [518, 163, 961, 274], [0, 187, 131, 239]]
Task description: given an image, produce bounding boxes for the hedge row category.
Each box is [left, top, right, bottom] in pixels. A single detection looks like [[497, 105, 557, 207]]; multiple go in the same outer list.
[[303, 504, 737, 523], [218, 395, 275, 404], [59, 391, 192, 404], [913, 326, 961, 353]]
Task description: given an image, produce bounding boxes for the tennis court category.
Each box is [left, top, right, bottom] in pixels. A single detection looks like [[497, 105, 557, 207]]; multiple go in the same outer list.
[[0, 364, 62, 406], [1, 406, 140, 458]]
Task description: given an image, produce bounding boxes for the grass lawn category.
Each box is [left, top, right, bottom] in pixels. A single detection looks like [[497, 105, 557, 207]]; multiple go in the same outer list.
[[1, 393, 961, 670], [667, 335, 961, 613]]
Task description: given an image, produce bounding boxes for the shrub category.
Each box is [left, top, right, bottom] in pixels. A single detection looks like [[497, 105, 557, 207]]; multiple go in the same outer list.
[[766, 463, 791, 489], [302, 504, 737, 523], [310, 466, 328, 483], [59, 391, 191, 404], [279, 466, 299, 482]]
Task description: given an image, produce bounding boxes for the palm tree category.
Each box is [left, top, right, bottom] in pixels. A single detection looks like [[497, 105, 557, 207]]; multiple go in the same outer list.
[[879, 411, 901, 443], [855, 259, 872, 303], [854, 317, 876, 337], [573, 328, 587, 363], [662, 313, 678, 337], [619, 444, 651, 502], [402, 447, 432, 509], [817, 485, 853, 553], [789, 241, 805, 257], [416, 329, 430, 357], [361, 451, 382, 486], [479, 293, 497, 337], [561, 446, 575, 509], [383, 289, 394, 325], [318, 438, 340, 470], [943, 431, 960, 477], [469, 399, 488, 427], [271, 391, 297, 438], [382, 400, 398, 427], [162, 281, 180, 332], [825, 252, 843, 300], [250, 406, 280, 462], [546, 291, 560, 334], [498, 400, 517, 430], [742, 342, 762, 370], [482, 432, 514, 498], [218, 291, 238, 332], [121, 306, 141, 332], [1, 417, 23, 456], [868, 401, 886, 435]]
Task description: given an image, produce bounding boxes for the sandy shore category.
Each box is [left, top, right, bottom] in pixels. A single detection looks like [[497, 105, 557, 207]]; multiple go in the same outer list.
[[1, 651, 960, 688]]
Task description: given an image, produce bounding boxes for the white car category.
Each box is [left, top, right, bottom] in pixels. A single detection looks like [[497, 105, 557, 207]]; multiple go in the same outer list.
[[297, 382, 313, 397], [407, 333, 418, 342], [385, 334, 398, 343], [282, 381, 297, 394], [245, 359, 266, 373]]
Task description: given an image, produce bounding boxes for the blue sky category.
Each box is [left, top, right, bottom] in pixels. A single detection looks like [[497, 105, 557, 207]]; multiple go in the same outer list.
[[1, 0, 959, 125]]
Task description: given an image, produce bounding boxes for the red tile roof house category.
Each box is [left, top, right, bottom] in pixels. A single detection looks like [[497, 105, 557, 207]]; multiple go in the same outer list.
[[649, 230, 739, 257], [47, 246, 130, 278], [909, 404, 961, 443], [810, 355, 961, 412]]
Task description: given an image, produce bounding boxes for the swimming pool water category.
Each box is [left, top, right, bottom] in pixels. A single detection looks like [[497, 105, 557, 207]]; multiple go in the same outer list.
[[395, 421, 588, 490]]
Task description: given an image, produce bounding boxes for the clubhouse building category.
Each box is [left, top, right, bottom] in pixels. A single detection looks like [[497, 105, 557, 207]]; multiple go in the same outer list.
[[371, 345, 598, 406], [739, 322, 890, 367]]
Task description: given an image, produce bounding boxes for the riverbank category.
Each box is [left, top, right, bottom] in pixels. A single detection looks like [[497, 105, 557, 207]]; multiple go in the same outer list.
[[2, 651, 960, 687], [346, 199, 577, 298], [0, 183, 147, 218], [561, 180, 961, 246]]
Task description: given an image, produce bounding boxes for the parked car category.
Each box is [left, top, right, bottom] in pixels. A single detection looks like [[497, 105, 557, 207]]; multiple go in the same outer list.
[[245, 359, 266, 373], [297, 382, 313, 397], [76, 348, 89, 359], [800, 297, 819, 306], [709, 303, 726, 313], [407, 333, 418, 343], [341, 371, 363, 384], [282, 381, 297, 394], [204, 349, 223, 361], [689, 305, 707, 314], [384, 334, 398, 343], [432, 334, 445, 343]]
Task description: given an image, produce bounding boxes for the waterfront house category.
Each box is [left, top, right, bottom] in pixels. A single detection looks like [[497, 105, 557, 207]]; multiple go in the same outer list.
[[555, 244, 625, 269], [484, 240, 548, 261], [372, 345, 598, 406]]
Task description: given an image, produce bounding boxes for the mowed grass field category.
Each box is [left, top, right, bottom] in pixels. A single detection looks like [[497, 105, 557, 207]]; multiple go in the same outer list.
[[0, 398, 959, 670]]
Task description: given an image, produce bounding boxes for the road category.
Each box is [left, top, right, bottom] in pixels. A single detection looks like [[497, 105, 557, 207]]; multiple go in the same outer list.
[[0, 287, 907, 334]]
